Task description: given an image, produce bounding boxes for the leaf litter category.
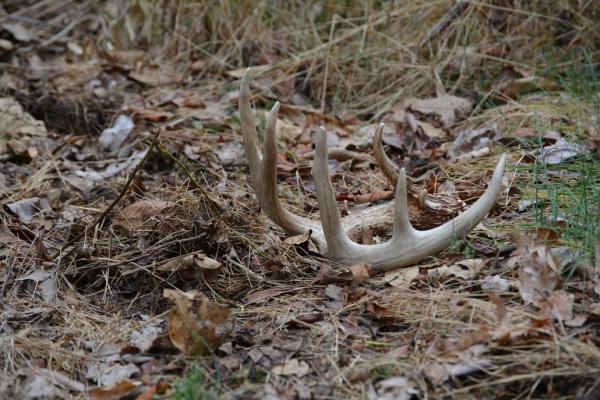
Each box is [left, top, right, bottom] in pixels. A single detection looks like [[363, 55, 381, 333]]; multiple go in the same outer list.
[[1, 1, 600, 399]]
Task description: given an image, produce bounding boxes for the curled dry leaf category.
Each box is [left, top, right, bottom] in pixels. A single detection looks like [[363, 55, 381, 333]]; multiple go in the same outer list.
[[163, 289, 230, 356], [112, 199, 173, 234]]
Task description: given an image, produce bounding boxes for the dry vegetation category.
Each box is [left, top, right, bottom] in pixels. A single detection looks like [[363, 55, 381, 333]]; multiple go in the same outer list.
[[1, 0, 600, 399]]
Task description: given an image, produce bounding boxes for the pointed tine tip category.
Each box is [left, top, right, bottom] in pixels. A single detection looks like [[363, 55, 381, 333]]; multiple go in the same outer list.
[[272, 101, 280, 114], [494, 153, 507, 180], [315, 127, 327, 146], [395, 167, 407, 196], [374, 123, 384, 140], [399, 167, 407, 181]]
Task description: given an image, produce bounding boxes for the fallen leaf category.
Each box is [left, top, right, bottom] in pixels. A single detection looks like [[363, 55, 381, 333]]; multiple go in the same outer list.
[[448, 124, 502, 160], [112, 199, 173, 233], [215, 141, 245, 165], [371, 376, 418, 400], [443, 259, 485, 280], [18, 368, 85, 399], [129, 317, 164, 352], [408, 94, 473, 127], [314, 264, 353, 285], [74, 150, 147, 182], [89, 380, 137, 400], [517, 246, 559, 305], [244, 288, 287, 305], [384, 265, 421, 288], [156, 252, 222, 273], [324, 284, 344, 302], [538, 138, 588, 164], [98, 115, 134, 152], [6, 197, 51, 222], [0, 224, 27, 252], [271, 358, 311, 377], [350, 263, 372, 284], [2, 23, 34, 42], [163, 289, 230, 356], [481, 275, 510, 293]]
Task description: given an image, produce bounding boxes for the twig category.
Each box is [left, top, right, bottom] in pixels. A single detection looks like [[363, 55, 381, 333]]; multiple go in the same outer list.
[[58, 129, 161, 260]]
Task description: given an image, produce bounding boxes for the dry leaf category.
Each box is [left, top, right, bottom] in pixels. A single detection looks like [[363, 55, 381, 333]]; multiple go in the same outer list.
[[90, 380, 137, 400], [244, 288, 287, 305], [407, 94, 473, 126], [538, 138, 588, 164], [156, 252, 221, 273], [112, 200, 173, 233], [271, 359, 311, 377], [2, 23, 34, 42], [350, 263, 372, 284], [214, 141, 245, 165], [384, 265, 421, 288], [163, 289, 229, 356], [6, 197, 51, 222], [517, 246, 559, 305], [371, 376, 418, 400], [481, 275, 510, 293]]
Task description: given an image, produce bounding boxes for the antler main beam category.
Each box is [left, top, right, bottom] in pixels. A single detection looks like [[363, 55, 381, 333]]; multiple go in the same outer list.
[[240, 72, 505, 272]]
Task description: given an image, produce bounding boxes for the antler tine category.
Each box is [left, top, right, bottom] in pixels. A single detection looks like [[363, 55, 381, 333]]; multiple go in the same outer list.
[[392, 167, 415, 238], [240, 71, 262, 176], [419, 153, 506, 244], [312, 128, 354, 258], [240, 70, 321, 239], [373, 123, 399, 186]]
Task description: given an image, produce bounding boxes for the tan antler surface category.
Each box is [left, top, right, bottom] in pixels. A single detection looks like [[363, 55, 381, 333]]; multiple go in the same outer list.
[[240, 72, 506, 271]]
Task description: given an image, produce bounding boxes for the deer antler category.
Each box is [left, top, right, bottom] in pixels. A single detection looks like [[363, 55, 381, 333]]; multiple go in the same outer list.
[[240, 71, 505, 271]]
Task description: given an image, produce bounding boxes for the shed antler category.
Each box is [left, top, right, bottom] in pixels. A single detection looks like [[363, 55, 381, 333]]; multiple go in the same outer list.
[[240, 72, 505, 272]]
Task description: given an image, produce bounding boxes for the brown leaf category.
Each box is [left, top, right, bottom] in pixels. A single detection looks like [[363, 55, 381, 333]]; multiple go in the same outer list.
[[163, 289, 229, 356], [90, 380, 137, 400], [283, 230, 319, 254], [352, 189, 394, 204], [314, 264, 353, 285], [244, 288, 286, 305], [350, 263, 372, 284], [112, 200, 173, 234]]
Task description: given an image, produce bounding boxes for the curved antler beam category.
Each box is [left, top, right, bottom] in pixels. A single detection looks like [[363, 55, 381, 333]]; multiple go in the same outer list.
[[240, 70, 506, 271]]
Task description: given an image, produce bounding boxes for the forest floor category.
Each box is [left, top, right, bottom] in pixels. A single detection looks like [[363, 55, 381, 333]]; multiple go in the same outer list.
[[1, 1, 600, 399]]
